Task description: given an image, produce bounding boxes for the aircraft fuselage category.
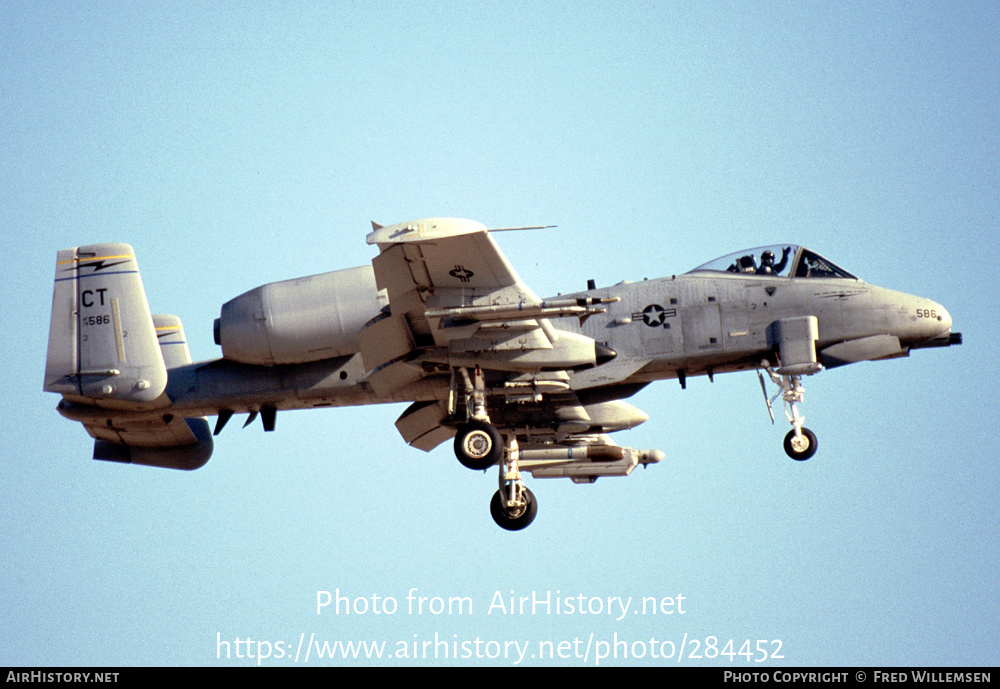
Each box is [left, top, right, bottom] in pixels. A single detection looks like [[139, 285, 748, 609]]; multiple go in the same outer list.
[[56, 269, 953, 427], [565, 271, 953, 385]]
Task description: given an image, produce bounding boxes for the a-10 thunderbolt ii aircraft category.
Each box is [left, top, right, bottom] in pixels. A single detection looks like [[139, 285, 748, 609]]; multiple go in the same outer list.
[[45, 218, 961, 530]]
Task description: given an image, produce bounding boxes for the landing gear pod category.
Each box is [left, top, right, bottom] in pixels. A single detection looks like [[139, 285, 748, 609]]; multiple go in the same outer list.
[[770, 316, 822, 376]]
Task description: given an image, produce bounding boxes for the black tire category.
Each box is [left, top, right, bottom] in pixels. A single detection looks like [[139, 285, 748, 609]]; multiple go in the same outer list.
[[490, 487, 538, 531], [454, 420, 502, 470], [784, 428, 818, 461]]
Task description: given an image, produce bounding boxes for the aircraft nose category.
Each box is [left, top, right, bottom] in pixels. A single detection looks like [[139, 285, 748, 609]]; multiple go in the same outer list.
[[912, 298, 952, 341], [937, 303, 953, 333], [928, 300, 952, 334], [896, 294, 962, 352]]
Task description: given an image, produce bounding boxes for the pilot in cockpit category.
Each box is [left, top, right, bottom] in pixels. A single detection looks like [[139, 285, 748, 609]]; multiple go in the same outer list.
[[756, 246, 791, 275]]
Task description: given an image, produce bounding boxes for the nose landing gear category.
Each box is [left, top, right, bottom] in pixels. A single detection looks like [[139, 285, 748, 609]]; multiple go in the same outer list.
[[762, 363, 819, 461]]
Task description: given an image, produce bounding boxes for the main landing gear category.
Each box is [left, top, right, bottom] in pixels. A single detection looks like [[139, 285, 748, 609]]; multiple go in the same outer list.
[[454, 419, 502, 470], [455, 422, 538, 530], [452, 367, 538, 530], [762, 363, 819, 461], [490, 438, 537, 531]]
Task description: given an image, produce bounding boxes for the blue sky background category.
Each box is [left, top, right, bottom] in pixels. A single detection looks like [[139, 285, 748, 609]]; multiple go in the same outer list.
[[2, 1, 997, 667]]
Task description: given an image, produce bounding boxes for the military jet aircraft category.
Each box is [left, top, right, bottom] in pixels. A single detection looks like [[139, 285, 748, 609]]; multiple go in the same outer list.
[[45, 218, 961, 530]]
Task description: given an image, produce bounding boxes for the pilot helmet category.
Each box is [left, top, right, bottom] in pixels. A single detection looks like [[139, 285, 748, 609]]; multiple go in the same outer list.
[[761, 250, 775, 264]]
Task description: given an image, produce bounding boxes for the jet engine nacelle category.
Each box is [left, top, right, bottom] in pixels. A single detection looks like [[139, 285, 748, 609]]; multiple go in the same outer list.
[[214, 265, 386, 366]]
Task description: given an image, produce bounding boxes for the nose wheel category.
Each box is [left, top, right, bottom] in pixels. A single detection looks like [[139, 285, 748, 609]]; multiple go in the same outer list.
[[784, 427, 818, 461], [762, 363, 820, 461]]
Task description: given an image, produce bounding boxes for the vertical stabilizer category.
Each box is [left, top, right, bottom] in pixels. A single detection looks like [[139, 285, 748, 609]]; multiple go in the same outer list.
[[152, 314, 193, 369], [44, 244, 167, 403]]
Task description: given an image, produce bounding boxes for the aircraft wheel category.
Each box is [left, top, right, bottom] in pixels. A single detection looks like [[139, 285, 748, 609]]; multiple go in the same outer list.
[[454, 420, 502, 470], [784, 428, 818, 461], [490, 487, 537, 531]]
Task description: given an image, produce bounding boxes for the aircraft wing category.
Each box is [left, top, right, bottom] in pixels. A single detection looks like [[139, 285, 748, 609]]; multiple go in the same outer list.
[[367, 218, 534, 309], [366, 218, 544, 350], [360, 218, 616, 396]]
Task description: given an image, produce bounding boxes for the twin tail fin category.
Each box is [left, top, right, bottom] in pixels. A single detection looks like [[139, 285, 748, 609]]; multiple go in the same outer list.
[[44, 243, 167, 403]]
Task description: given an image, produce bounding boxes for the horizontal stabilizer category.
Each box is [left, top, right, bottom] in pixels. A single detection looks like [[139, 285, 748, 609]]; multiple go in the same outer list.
[[92, 417, 213, 470]]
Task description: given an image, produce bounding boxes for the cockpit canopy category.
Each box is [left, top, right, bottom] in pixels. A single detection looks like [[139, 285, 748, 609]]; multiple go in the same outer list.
[[687, 245, 858, 280]]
